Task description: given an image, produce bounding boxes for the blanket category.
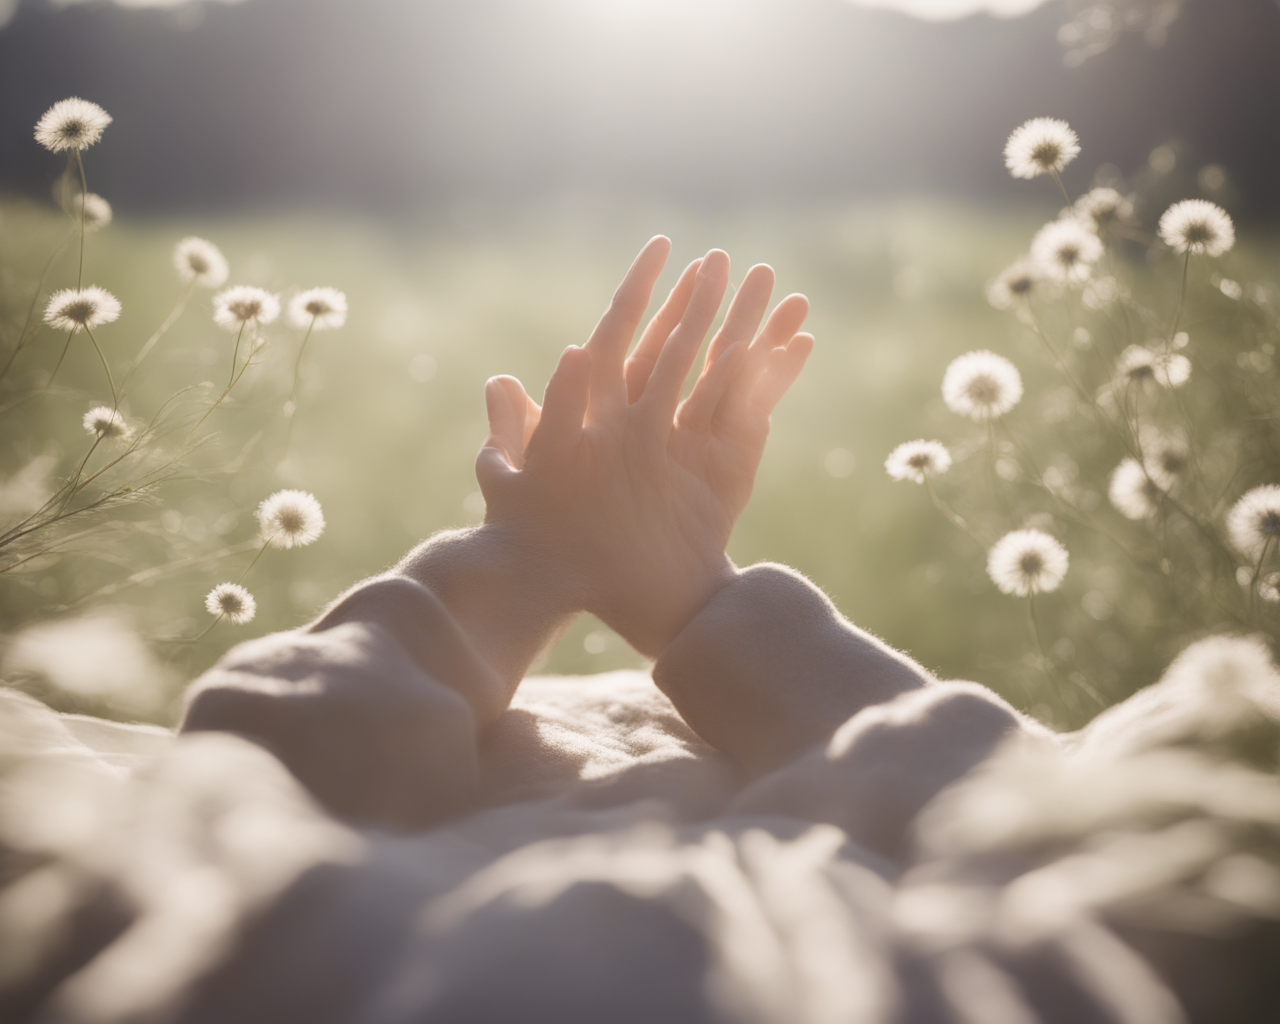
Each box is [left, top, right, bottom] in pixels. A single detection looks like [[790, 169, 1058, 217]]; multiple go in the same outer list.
[[2, 613, 1279, 1022]]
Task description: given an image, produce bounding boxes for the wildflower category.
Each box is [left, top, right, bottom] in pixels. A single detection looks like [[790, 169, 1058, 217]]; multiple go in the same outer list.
[[257, 489, 325, 549], [1226, 485, 1280, 561], [1004, 118, 1080, 180], [1116, 346, 1190, 388], [986, 260, 1041, 310], [1109, 459, 1162, 520], [43, 286, 121, 333], [1031, 218, 1102, 285], [1259, 573, 1280, 604], [1158, 200, 1235, 257], [1074, 187, 1134, 232], [1140, 430, 1190, 491], [942, 350, 1023, 422], [204, 583, 256, 625], [885, 440, 952, 484], [287, 287, 348, 330], [213, 285, 279, 332], [82, 405, 131, 442], [71, 192, 112, 232], [173, 237, 229, 289], [987, 529, 1069, 597], [34, 98, 112, 153]]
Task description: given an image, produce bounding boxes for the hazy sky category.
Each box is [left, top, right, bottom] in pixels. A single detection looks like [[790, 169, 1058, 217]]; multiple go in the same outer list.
[[2, 0, 1275, 218]]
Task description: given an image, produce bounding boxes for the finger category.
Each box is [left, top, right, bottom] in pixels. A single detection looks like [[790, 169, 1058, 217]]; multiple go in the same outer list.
[[476, 375, 529, 503], [526, 345, 591, 466], [704, 263, 774, 366], [584, 235, 672, 413], [733, 292, 811, 399], [676, 341, 745, 434], [638, 249, 731, 426], [625, 257, 702, 404], [750, 332, 814, 416], [482, 375, 529, 470]]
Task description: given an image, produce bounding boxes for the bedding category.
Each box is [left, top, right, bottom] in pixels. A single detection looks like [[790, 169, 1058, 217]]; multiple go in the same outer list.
[[2, 567, 1279, 1023]]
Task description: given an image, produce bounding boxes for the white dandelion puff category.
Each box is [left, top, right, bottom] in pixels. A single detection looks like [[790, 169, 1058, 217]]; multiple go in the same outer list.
[[71, 192, 112, 232], [81, 405, 131, 442], [213, 285, 280, 332], [1004, 118, 1080, 180], [257, 490, 325, 549], [205, 583, 256, 625], [1158, 200, 1235, 257], [43, 287, 121, 333], [1226, 485, 1280, 561], [885, 440, 952, 484], [1259, 573, 1280, 604], [1116, 346, 1190, 389], [34, 98, 112, 153], [1031, 218, 1103, 285], [1074, 187, 1134, 232], [942, 350, 1023, 422], [287, 287, 348, 331], [987, 529, 1069, 597], [986, 260, 1041, 310], [1140, 430, 1190, 491], [173, 237, 229, 289], [1109, 459, 1163, 520]]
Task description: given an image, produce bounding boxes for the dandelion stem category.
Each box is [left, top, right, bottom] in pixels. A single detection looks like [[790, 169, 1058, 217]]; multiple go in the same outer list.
[[229, 323, 246, 389], [237, 541, 269, 585], [1169, 251, 1191, 343], [0, 229, 75, 388], [47, 330, 75, 392], [924, 477, 984, 546], [188, 614, 224, 644], [60, 436, 103, 514], [122, 280, 196, 388], [1049, 169, 1073, 208], [84, 326, 117, 409], [283, 316, 317, 454], [74, 149, 89, 289]]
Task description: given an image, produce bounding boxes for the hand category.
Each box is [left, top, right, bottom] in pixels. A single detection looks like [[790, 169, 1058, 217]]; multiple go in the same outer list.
[[476, 236, 813, 657]]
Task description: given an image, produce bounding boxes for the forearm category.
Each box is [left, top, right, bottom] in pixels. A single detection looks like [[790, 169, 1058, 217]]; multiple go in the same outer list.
[[652, 562, 933, 775], [394, 521, 584, 720]]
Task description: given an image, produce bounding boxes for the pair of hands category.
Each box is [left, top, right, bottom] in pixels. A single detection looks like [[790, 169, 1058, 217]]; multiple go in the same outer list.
[[474, 236, 813, 658]]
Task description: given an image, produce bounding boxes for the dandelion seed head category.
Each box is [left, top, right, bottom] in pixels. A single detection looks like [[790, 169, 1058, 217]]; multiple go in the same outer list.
[[1159, 200, 1235, 257], [1259, 573, 1280, 604], [1140, 430, 1190, 491], [257, 489, 325, 549], [204, 583, 256, 625], [1004, 118, 1080, 179], [987, 260, 1041, 310], [34, 98, 112, 153], [1109, 458, 1163, 520], [213, 285, 279, 332], [1116, 346, 1189, 389], [1226, 485, 1280, 561], [42, 287, 121, 334], [173, 237, 229, 289], [1031, 218, 1103, 285], [81, 405, 131, 442], [71, 192, 112, 232], [942, 350, 1023, 422], [1074, 187, 1133, 231], [287, 287, 348, 331], [885, 440, 952, 484], [987, 529, 1069, 597]]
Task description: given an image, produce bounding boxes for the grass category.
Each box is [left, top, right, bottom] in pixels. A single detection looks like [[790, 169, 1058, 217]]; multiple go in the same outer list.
[[1, 195, 1274, 728]]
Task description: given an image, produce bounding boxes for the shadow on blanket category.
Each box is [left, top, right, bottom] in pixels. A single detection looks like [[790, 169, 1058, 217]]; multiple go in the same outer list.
[[2, 639, 1279, 1023]]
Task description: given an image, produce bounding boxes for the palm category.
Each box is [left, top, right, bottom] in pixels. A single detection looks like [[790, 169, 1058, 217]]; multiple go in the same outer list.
[[477, 238, 812, 656]]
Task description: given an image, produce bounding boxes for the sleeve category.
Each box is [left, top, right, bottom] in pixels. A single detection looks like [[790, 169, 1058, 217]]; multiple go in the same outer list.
[[180, 574, 503, 831], [651, 562, 939, 776]]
